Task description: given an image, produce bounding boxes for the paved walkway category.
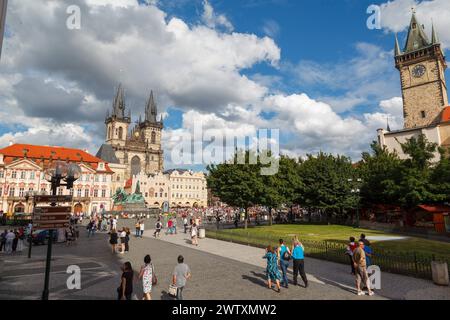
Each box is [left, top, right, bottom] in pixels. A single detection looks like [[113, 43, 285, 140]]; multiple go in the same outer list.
[[145, 228, 450, 300]]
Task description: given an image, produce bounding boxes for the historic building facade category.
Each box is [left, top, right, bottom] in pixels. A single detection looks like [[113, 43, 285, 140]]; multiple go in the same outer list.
[[0, 144, 114, 216], [378, 12, 450, 160], [132, 169, 208, 209], [97, 85, 164, 180]]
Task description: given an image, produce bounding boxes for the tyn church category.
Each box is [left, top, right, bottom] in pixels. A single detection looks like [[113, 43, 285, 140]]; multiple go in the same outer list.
[[97, 85, 164, 179]]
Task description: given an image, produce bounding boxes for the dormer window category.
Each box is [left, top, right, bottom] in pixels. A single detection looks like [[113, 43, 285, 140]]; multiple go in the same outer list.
[[412, 23, 417, 29]]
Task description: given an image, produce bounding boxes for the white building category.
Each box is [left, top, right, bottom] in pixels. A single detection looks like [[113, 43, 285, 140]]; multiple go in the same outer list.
[[132, 169, 208, 209]]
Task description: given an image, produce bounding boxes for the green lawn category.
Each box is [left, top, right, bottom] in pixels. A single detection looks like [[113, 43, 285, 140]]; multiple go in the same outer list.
[[217, 224, 450, 260]]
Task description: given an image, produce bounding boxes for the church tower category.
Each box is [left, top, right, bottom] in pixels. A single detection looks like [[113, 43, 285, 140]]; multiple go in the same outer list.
[[105, 84, 131, 147], [395, 12, 448, 129]]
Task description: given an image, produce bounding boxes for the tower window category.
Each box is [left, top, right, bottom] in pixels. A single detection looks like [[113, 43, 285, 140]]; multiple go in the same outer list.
[[421, 111, 426, 119], [118, 127, 123, 140]]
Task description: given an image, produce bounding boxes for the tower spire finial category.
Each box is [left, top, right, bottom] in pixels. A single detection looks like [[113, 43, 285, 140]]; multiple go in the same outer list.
[[145, 90, 157, 123], [431, 20, 440, 44], [395, 33, 402, 56]]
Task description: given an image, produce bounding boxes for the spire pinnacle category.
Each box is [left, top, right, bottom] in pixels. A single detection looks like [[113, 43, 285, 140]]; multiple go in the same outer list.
[[431, 21, 439, 44], [112, 83, 126, 118], [145, 90, 157, 123], [395, 33, 402, 56]]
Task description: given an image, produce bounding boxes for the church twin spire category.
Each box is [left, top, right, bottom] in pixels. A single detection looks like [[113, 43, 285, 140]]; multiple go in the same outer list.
[[107, 84, 162, 126]]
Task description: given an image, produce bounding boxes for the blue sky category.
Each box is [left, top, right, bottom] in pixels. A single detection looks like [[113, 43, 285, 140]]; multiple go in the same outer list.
[[1, 0, 449, 169]]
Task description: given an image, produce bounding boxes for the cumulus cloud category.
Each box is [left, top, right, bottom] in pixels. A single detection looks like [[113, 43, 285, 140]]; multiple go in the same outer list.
[[201, 0, 234, 32], [380, 0, 450, 49]]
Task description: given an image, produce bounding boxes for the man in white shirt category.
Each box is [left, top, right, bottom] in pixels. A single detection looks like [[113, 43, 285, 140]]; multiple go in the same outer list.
[[112, 218, 117, 231], [139, 221, 145, 238], [5, 230, 15, 254]]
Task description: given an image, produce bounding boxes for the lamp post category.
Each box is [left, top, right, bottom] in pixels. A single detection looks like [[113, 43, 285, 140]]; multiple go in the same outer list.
[[348, 178, 362, 228], [41, 161, 80, 300], [25, 190, 39, 259]]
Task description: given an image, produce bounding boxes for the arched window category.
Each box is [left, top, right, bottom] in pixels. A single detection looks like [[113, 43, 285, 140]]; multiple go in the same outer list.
[[131, 156, 141, 176], [118, 127, 123, 140], [151, 131, 156, 144], [108, 127, 111, 139]]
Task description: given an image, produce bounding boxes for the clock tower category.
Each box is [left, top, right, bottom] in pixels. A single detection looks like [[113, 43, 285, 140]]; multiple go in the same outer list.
[[395, 12, 448, 129]]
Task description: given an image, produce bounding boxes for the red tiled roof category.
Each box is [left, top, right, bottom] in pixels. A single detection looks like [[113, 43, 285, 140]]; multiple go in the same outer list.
[[0, 144, 113, 173], [417, 204, 450, 213], [441, 106, 450, 123]]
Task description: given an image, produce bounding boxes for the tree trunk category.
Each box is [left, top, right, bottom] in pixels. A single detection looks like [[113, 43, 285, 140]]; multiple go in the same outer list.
[[244, 208, 248, 230], [269, 207, 273, 226]]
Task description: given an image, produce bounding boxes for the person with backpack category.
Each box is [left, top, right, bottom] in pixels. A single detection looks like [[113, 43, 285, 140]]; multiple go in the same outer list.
[[277, 239, 291, 288], [345, 237, 358, 275]]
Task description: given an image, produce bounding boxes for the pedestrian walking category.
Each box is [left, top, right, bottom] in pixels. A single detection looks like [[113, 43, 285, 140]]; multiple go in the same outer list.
[[359, 234, 371, 247], [124, 228, 130, 253], [5, 230, 15, 254], [166, 219, 173, 235], [353, 241, 374, 296], [173, 218, 177, 234], [135, 220, 140, 237], [345, 237, 358, 275], [0, 229, 7, 252], [183, 217, 188, 234], [119, 229, 127, 254], [263, 245, 282, 293], [117, 262, 134, 300], [109, 229, 118, 254], [364, 243, 373, 267], [172, 255, 191, 300], [138, 255, 154, 300], [191, 223, 198, 246], [139, 221, 145, 238], [154, 220, 162, 238], [277, 239, 291, 288], [291, 237, 308, 288]]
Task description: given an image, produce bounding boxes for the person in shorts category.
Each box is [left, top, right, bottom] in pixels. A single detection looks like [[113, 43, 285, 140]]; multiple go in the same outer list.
[[353, 241, 375, 296]]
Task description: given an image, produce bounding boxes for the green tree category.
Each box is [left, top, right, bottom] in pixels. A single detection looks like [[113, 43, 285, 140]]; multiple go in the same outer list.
[[207, 150, 263, 229]]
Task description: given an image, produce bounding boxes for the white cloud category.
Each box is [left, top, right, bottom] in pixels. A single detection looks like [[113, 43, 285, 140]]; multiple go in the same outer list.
[[380, 0, 450, 49], [262, 20, 280, 38], [201, 0, 234, 32]]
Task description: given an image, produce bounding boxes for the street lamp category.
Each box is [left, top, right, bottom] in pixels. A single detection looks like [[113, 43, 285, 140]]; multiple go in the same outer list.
[[348, 178, 362, 228], [41, 161, 80, 300]]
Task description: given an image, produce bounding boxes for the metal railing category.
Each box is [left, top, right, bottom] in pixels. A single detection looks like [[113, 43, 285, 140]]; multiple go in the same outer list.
[[206, 229, 450, 281]]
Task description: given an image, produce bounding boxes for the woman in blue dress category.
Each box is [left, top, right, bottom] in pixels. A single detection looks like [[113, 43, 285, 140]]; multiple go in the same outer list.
[[263, 245, 281, 293]]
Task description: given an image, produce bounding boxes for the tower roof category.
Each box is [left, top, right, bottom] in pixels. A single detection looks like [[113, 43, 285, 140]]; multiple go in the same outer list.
[[112, 84, 126, 119], [403, 12, 431, 53], [431, 22, 439, 44], [395, 33, 402, 56], [145, 90, 158, 123]]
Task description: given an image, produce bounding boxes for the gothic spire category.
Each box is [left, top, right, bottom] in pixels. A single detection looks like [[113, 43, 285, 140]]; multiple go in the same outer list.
[[403, 11, 430, 53], [145, 90, 157, 123], [395, 33, 402, 56], [431, 22, 439, 44], [112, 84, 126, 118]]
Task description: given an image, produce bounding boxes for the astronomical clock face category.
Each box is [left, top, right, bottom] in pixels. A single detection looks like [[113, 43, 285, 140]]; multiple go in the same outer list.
[[412, 64, 426, 78]]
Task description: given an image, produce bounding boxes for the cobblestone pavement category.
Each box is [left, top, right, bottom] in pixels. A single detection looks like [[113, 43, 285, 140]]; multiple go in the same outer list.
[[0, 219, 447, 300]]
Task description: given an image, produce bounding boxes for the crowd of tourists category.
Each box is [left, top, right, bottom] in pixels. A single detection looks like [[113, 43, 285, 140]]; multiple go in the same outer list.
[[0, 228, 25, 254]]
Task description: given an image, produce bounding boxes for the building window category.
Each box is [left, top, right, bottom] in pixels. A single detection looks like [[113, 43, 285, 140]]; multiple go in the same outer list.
[[103, 175, 107, 182], [95, 175, 99, 182], [94, 190, 98, 197], [77, 189, 82, 197], [20, 171, 26, 179], [30, 171, 35, 180], [421, 111, 426, 119], [0, 187, 2, 196], [101, 190, 106, 198], [28, 187, 34, 192], [69, 189, 74, 196], [85, 189, 89, 198], [145, 192, 148, 197], [155, 193, 158, 198], [9, 187, 15, 197], [160, 193, 163, 197], [41, 187, 46, 193], [12, 171, 17, 179], [165, 193, 167, 197], [19, 188, 25, 197], [0, 170, 4, 178], [58, 188, 63, 195]]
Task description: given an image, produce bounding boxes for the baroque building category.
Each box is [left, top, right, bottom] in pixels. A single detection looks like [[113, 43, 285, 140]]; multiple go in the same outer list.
[[0, 144, 113, 216], [378, 11, 450, 160], [96, 85, 164, 180]]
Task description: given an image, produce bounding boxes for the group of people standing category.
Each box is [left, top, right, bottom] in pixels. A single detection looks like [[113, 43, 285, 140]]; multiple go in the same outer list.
[[345, 234, 375, 296], [134, 220, 145, 237], [109, 228, 131, 254], [117, 255, 191, 301], [0, 228, 25, 254], [262, 236, 308, 293]]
